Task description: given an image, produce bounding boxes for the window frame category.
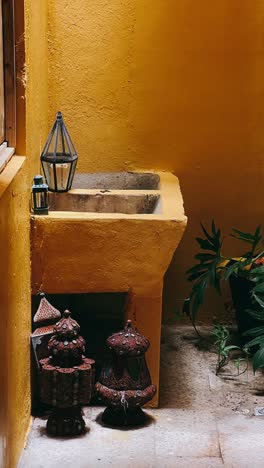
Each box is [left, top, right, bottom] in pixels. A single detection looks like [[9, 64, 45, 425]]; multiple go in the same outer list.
[[0, 0, 16, 173], [2, 0, 16, 147]]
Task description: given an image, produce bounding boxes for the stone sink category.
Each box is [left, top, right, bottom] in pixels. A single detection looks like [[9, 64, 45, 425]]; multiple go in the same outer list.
[[31, 171, 187, 406], [49, 172, 161, 214]]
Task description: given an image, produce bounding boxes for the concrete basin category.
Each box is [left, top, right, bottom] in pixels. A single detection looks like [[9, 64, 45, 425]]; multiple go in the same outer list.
[[72, 172, 160, 190], [49, 191, 160, 214], [31, 171, 187, 406]]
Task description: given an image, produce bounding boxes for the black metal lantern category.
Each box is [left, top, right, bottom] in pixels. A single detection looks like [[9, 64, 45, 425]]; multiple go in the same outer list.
[[31, 175, 49, 215], [41, 111, 78, 192]]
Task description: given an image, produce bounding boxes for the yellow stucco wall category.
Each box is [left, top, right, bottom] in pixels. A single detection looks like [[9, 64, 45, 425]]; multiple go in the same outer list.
[[47, 0, 264, 320], [0, 161, 30, 468], [0, 2, 48, 467], [1, 1, 264, 464]]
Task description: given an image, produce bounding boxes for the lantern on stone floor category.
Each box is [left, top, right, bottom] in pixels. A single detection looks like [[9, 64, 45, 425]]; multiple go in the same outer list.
[[31, 294, 61, 409], [39, 310, 95, 436], [31, 175, 49, 215], [41, 111, 78, 192], [95, 320, 156, 427]]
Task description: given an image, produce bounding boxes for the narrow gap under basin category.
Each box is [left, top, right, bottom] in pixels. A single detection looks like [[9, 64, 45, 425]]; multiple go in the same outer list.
[[31, 292, 127, 412]]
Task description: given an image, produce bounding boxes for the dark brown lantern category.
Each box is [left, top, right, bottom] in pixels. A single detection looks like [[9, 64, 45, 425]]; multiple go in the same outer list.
[[95, 320, 156, 426], [39, 310, 95, 436]]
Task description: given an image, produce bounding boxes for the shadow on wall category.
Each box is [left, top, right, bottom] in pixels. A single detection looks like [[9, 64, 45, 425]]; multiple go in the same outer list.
[[47, 1, 264, 322]]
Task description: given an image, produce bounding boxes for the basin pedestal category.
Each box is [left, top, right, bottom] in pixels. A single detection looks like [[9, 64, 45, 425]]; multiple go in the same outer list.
[[31, 171, 187, 407]]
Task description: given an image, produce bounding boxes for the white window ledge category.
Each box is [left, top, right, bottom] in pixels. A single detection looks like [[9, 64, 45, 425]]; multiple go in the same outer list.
[[0, 154, 26, 199], [0, 142, 15, 173]]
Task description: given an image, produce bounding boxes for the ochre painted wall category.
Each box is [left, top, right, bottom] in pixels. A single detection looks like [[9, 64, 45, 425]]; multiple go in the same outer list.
[[0, 2, 261, 465], [47, 0, 264, 321], [0, 163, 31, 468], [0, 1, 48, 467]]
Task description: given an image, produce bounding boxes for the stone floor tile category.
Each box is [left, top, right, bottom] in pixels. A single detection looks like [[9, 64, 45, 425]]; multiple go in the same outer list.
[[153, 409, 220, 459], [19, 326, 264, 468], [19, 408, 156, 468], [154, 457, 224, 467], [217, 414, 264, 468]]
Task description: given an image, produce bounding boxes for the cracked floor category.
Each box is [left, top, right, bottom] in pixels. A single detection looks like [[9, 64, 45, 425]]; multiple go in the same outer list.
[[19, 326, 264, 468]]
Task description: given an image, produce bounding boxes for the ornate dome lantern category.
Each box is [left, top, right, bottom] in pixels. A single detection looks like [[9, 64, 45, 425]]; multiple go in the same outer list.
[[41, 112, 78, 192], [31, 293, 61, 365], [95, 320, 156, 426], [39, 310, 95, 436]]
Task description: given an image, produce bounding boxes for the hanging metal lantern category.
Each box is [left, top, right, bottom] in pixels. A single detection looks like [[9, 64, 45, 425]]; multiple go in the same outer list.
[[31, 175, 49, 215], [41, 111, 78, 192], [95, 320, 156, 427], [39, 310, 95, 436]]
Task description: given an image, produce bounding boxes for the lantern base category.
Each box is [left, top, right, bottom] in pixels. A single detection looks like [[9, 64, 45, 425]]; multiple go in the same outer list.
[[33, 207, 49, 215], [47, 406, 86, 437], [101, 406, 146, 427]]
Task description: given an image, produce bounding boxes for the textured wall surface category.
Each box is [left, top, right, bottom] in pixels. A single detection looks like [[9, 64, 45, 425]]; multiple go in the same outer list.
[[0, 2, 262, 464], [0, 1, 48, 467], [47, 0, 264, 320], [0, 164, 30, 468]]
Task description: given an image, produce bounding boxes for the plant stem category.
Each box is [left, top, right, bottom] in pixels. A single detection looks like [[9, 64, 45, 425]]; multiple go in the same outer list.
[[191, 321, 203, 338]]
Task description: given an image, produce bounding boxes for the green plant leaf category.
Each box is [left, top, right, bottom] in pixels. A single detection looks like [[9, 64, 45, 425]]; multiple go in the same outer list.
[[183, 221, 222, 323], [200, 223, 215, 245], [243, 325, 264, 337], [223, 256, 255, 280], [252, 346, 264, 372], [187, 263, 208, 277], [223, 261, 241, 279], [212, 220, 221, 240], [195, 237, 214, 251], [224, 345, 240, 351], [246, 308, 264, 321], [233, 357, 247, 369], [252, 282, 264, 293], [231, 229, 257, 241], [187, 271, 208, 282], [252, 293, 264, 309], [251, 264, 264, 275], [230, 226, 263, 257], [195, 253, 216, 262], [253, 225, 262, 252], [244, 335, 264, 348]]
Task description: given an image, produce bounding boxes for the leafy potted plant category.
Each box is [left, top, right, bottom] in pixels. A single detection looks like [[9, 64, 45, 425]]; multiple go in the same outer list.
[[183, 222, 264, 351]]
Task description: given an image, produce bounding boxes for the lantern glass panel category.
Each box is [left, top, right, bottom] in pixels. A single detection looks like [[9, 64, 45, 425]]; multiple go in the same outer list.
[[56, 125, 65, 155], [44, 121, 73, 158], [42, 161, 56, 191], [33, 191, 48, 209], [68, 160, 77, 190], [55, 161, 72, 191]]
